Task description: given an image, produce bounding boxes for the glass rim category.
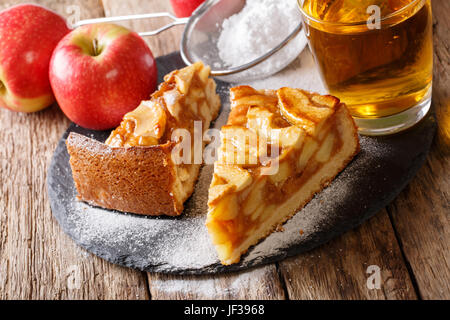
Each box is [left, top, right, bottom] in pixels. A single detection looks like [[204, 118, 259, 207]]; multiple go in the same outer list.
[[297, 0, 426, 27]]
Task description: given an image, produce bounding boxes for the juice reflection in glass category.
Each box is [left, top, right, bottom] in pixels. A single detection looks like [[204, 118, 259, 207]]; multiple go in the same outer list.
[[298, 0, 433, 135]]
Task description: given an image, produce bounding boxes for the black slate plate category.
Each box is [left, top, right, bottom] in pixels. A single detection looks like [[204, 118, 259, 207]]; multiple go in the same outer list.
[[48, 52, 436, 275]]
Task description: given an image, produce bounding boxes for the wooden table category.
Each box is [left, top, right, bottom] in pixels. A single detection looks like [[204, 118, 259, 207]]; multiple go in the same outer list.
[[0, 0, 448, 300]]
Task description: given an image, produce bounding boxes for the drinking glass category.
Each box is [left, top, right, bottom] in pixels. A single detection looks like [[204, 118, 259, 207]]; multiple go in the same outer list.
[[298, 0, 433, 135]]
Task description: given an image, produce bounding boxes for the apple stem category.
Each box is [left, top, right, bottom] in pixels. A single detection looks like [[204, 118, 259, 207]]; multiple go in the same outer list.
[[93, 38, 99, 56]]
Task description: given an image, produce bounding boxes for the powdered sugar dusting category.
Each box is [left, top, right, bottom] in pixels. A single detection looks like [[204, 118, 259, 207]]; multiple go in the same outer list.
[[69, 164, 220, 269], [216, 0, 307, 82], [218, 0, 301, 67]]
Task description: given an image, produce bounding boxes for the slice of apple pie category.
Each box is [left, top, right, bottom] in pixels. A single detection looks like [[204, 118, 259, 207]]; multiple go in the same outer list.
[[66, 62, 221, 216], [206, 86, 360, 265]]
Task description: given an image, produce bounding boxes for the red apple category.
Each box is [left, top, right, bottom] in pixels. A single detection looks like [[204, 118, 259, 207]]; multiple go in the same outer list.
[[0, 4, 70, 112], [49, 23, 158, 130], [170, 0, 205, 18]]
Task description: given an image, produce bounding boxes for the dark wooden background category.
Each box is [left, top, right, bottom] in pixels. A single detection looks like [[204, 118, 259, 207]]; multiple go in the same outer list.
[[0, 0, 448, 300]]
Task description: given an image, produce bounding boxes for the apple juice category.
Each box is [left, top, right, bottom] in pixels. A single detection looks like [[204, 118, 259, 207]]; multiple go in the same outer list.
[[300, 0, 433, 118]]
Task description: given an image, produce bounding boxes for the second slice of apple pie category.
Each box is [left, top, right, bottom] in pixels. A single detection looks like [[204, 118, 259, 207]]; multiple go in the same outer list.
[[206, 86, 360, 265]]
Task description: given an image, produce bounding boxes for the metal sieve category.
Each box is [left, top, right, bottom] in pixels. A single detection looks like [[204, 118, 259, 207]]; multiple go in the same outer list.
[[75, 0, 304, 80]]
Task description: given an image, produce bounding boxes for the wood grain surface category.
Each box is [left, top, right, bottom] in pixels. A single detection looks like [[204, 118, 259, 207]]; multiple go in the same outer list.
[[0, 0, 448, 300], [279, 211, 417, 300], [385, 0, 450, 300]]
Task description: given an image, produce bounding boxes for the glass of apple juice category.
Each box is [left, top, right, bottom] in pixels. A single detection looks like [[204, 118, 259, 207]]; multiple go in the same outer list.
[[298, 0, 433, 135]]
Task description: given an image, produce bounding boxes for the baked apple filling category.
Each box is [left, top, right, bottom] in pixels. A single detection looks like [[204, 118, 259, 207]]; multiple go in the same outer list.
[[106, 61, 219, 149], [207, 86, 359, 265]]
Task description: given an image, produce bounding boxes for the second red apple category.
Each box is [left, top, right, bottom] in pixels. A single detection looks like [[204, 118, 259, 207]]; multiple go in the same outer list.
[[50, 23, 158, 130], [0, 4, 70, 113], [170, 0, 205, 18]]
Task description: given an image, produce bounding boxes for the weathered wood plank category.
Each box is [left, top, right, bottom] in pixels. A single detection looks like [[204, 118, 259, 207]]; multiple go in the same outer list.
[[148, 266, 286, 300], [0, 0, 105, 21], [0, 0, 149, 300], [386, 0, 450, 300], [101, 0, 287, 300], [278, 211, 417, 300]]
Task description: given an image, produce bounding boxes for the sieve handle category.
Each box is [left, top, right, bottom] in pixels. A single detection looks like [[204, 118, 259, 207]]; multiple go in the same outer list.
[[74, 12, 189, 37]]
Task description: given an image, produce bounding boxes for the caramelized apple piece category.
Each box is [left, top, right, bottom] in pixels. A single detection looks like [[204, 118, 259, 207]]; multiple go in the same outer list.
[[278, 87, 337, 134], [106, 100, 166, 148], [214, 165, 252, 192]]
